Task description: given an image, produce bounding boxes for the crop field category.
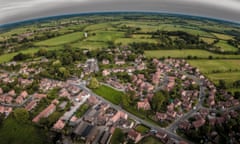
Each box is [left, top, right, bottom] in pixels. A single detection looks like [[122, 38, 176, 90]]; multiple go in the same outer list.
[[188, 60, 240, 73], [144, 50, 240, 59], [35, 32, 84, 46]]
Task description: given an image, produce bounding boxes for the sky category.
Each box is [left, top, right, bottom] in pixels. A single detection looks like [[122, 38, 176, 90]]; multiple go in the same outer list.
[[0, 0, 240, 24]]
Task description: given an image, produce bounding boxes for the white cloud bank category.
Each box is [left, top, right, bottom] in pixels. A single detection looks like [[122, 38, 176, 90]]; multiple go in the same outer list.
[[0, 0, 239, 24]]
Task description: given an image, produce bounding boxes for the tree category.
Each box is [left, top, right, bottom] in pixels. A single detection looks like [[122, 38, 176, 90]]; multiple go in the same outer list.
[[13, 108, 29, 123], [218, 80, 226, 89], [88, 77, 100, 89], [151, 91, 166, 112]]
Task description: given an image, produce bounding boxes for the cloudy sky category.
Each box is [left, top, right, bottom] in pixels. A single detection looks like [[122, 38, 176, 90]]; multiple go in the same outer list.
[[0, 0, 240, 24]]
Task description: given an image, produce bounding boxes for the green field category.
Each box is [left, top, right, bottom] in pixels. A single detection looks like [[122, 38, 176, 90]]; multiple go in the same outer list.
[[145, 50, 240, 59], [135, 124, 150, 134], [115, 38, 158, 45], [200, 37, 216, 44], [212, 33, 234, 40], [138, 136, 163, 144], [35, 32, 84, 46], [92, 85, 124, 105], [87, 31, 124, 42], [71, 41, 108, 50], [0, 116, 46, 144], [207, 72, 240, 85], [188, 60, 240, 73], [215, 40, 238, 52], [0, 46, 61, 64]]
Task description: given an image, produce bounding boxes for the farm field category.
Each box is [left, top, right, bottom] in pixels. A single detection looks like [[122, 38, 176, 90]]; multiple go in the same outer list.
[[188, 60, 240, 73], [87, 31, 124, 42], [212, 33, 234, 40], [144, 50, 240, 59], [71, 41, 108, 50], [35, 32, 84, 46]]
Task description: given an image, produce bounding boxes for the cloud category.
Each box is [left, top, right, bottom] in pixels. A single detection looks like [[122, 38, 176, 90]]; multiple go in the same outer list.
[[0, 0, 239, 24]]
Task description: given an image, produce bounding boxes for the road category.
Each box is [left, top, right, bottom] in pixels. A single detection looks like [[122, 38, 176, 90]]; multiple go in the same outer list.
[[72, 82, 193, 144]]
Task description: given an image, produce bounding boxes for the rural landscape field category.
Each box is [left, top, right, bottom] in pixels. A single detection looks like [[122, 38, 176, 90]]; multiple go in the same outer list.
[[0, 13, 240, 144]]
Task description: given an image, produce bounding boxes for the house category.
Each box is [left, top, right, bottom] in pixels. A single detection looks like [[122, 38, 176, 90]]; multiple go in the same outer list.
[[32, 103, 56, 123], [102, 59, 109, 65], [156, 131, 167, 139], [0, 88, 3, 94], [15, 96, 24, 104], [110, 111, 128, 123], [20, 91, 28, 99], [102, 69, 111, 76], [8, 90, 16, 97], [115, 60, 125, 65], [192, 118, 206, 129], [53, 119, 65, 130], [128, 129, 142, 143], [137, 99, 151, 110], [156, 112, 167, 121], [25, 101, 37, 111]]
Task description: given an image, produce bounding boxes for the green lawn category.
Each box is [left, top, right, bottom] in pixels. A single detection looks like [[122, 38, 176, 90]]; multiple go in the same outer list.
[[135, 124, 150, 134], [92, 85, 124, 105], [110, 128, 124, 144], [35, 32, 84, 46], [138, 136, 163, 144], [0, 116, 47, 144], [144, 50, 240, 59], [214, 40, 238, 52], [75, 103, 90, 118], [188, 60, 240, 73]]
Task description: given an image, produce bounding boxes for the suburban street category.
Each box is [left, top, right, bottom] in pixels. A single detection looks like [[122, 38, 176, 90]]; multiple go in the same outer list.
[[73, 82, 194, 144]]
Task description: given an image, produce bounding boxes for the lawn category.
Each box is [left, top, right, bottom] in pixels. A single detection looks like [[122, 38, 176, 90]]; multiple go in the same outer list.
[[144, 50, 240, 59], [0, 116, 47, 144], [92, 85, 124, 105], [138, 136, 163, 144], [110, 128, 124, 144], [188, 60, 240, 73], [135, 124, 150, 134], [75, 103, 90, 118], [35, 32, 84, 46], [214, 40, 238, 52]]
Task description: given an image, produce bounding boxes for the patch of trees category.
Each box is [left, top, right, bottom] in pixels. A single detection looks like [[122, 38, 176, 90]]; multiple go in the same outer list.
[[13, 53, 32, 61]]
